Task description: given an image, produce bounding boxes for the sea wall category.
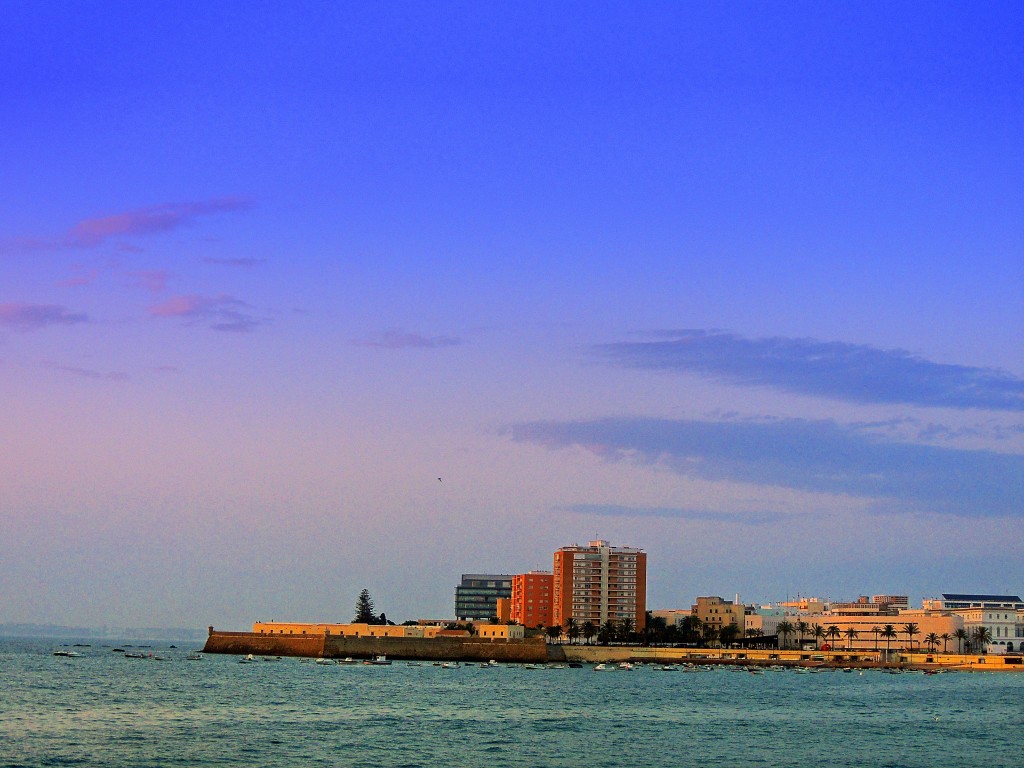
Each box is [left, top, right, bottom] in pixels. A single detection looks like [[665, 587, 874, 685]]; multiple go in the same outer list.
[[559, 645, 1024, 670], [203, 631, 326, 658], [203, 630, 560, 663]]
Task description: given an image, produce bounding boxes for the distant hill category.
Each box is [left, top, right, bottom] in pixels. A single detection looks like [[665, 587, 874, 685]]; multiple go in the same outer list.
[[0, 623, 207, 641]]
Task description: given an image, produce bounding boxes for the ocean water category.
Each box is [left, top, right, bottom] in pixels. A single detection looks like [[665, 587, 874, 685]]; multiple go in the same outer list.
[[2, 638, 1022, 768]]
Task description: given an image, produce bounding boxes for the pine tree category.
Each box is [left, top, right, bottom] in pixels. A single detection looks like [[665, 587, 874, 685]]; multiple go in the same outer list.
[[354, 589, 376, 623]]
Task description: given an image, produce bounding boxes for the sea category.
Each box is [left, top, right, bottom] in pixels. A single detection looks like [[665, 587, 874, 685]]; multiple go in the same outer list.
[[2, 637, 1022, 768]]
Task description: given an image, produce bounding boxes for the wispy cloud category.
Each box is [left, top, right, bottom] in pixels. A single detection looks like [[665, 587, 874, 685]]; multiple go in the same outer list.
[[149, 294, 267, 333], [202, 257, 266, 268], [15, 197, 252, 251], [41, 362, 129, 382], [353, 328, 463, 350], [128, 270, 172, 293], [597, 330, 1024, 411], [557, 503, 784, 526], [0, 303, 89, 331], [512, 416, 1024, 518], [57, 264, 102, 288]]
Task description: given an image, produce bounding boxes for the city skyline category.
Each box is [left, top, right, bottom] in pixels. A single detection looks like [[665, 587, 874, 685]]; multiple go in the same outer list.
[[2, 3, 1022, 629]]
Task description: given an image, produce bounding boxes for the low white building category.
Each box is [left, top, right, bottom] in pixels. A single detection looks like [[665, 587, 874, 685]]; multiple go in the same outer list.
[[924, 594, 1024, 654]]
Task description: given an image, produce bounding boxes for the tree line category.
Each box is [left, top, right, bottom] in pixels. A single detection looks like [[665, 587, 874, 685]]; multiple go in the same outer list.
[[536, 614, 996, 653]]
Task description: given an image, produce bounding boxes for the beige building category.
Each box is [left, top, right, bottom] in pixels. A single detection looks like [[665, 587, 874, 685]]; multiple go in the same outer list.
[[777, 612, 963, 652], [692, 596, 745, 638], [476, 623, 525, 639], [254, 622, 451, 639]]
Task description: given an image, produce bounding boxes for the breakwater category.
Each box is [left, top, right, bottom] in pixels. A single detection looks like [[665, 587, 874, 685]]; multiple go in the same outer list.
[[203, 630, 559, 663]]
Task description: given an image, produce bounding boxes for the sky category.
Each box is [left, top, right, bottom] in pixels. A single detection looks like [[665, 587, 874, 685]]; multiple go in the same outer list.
[[1, 2, 1022, 629]]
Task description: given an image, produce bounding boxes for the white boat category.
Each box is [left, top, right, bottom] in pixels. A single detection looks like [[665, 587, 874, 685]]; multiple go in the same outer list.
[[53, 650, 82, 658], [440, 661, 460, 669], [186, 652, 203, 661], [617, 662, 634, 671], [593, 663, 613, 671], [239, 654, 257, 664], [364, 655, 392, 666]]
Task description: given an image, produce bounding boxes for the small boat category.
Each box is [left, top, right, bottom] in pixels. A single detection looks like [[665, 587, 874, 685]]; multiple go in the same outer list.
[[186, 653, 203, 661], [124, 652, 146, 659], [522, 663, 541, 670], [314, 658, 334, 665], [593, 663, 613, 671], [617, 662, 634, 671], [440, 661, 460, 669], [53, 650, 82, 658], [336, 657, 358, 665], [406, 661, 423, 667], [363, 655, 392, 666], [239, 654, 257, 664]]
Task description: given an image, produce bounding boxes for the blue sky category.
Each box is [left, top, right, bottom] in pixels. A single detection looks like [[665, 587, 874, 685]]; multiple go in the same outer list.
[[1, 2, 1022, 628]]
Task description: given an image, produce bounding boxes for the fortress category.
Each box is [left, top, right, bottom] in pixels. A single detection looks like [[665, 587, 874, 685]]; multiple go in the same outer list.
[[202, 622, 558, 663]]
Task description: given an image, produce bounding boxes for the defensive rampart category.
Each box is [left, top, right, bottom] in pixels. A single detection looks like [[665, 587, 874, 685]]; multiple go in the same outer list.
[[203, 630, 560, 663], [202, 631, 326, 658]]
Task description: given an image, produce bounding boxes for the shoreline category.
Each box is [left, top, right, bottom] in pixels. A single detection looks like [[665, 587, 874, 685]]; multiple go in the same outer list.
[[203, 631, 1022, 671]]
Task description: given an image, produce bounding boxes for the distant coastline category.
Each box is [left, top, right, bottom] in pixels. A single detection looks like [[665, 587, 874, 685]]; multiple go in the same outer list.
[[0, 623, 208, 642]]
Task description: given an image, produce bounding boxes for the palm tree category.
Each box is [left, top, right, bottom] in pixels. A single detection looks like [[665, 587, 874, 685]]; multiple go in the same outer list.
[[844, 627, 859, 650], [881, 624, 897, 656], [599, 620, 617, 645], [940, 633, 951, 654], [972, 626, 992, 654], [811, 624, 826, 650], [747, 628, 764, 648], [545, 624, 563, 643], [619, 616, 635, 643], [582, 621, 597, 645], [777, 620, 794, 650], [564, 617, 579, 645], [924, 632, 940, 653], [826, 625, 841, 650], [952, 628, 969, 654], [870, 625, 882, 651], [720, 623, 740, 647], [703, 624, 720, 648], [795, 621, 810, 649], [684, 616, 703, 645], [902, 622, 920, 652]]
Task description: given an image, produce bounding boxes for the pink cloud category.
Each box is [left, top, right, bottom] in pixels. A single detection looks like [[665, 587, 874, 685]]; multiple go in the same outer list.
[[353, 328, 463, 350], [57, 265, 102, 288], [129, 270, 172, 293], [0, 303, 89, 331], [67, 197, 252, 247], [41, 361, 129, 382], [202, 257, 266, 268], [150, 293, 267, 333], [12, 197, 253, 252]]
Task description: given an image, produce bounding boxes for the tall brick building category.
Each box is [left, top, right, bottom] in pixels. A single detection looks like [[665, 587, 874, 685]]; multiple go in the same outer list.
[[510, 571, 554, 628], [552, 540, 646, 630]]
